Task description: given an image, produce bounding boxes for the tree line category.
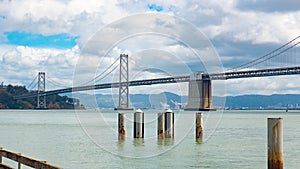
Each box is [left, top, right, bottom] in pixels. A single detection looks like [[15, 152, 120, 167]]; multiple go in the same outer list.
[[0, 84, 83, 109]]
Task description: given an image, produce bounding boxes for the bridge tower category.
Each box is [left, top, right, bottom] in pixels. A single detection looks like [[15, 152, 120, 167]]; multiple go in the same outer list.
[[37, 72, 47, 109], [116, 54, 133, 110], [185, 72, 214, 111]]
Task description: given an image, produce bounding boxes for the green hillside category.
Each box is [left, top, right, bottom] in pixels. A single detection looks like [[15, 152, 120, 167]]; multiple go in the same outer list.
[[0, 84, 83, 109]]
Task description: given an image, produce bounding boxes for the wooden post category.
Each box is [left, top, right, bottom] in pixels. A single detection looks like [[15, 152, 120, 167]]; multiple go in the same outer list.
[[157, 112, 165, 139], [18, 153, 21, 169], [0, 148, 62, 169], [165, 109, 174, 138], [0, 147, 2, 163], [268, 118, 283, 169], [118, 113, 126, 140], [196, 112, 203, 143], [133, 109, 144, 138]]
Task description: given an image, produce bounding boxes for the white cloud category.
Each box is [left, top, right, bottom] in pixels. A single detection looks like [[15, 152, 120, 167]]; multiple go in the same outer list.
[[0, 0, 300, 97], [224, 76, 300, 96], [0, 45, 80, 88], [201, 3, 300, 44], [0, 0, 127, 46]]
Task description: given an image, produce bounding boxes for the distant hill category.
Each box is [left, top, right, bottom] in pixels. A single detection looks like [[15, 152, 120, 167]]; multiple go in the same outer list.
[[215, 94, 300, 109], [74, 92, 300, 110], [72, 92, 186, 109], [0, 84, 83, 109], [94, 92, 186, 109]]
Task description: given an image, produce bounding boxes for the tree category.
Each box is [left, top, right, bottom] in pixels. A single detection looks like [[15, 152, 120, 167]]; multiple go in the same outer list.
[[0, 84, 84, 109]]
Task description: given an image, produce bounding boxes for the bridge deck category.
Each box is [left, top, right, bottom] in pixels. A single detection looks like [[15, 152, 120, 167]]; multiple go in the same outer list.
[[205, 66, 300, 80], [14, 66, 300, 99]]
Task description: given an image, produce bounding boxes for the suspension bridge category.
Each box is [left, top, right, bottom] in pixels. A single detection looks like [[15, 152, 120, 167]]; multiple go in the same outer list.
[[13, 36, 300, 110]]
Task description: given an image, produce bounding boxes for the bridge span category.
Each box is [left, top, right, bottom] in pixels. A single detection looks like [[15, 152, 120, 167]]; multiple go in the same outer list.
[[14, 66, 300, 110], [13, 35, 300, 110]]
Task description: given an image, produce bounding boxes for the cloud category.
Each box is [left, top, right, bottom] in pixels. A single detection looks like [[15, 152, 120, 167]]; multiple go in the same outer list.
[[224, 75, 300, 96], [0, 0, 127, 47], [0, 45, 79, 88], [1, 0, 300, 97]]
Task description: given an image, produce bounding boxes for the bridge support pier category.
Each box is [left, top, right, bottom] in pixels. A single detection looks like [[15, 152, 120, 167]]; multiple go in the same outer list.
[[185, 72, 213, 111]]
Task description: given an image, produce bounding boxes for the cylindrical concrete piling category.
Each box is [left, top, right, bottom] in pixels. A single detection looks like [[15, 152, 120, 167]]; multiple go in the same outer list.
[[268, 118, 283, 169], [165, 109, 174, 138], [134, 109, 144, 138], [118, 113, 126, 140], [157, 112, 165, 139], [196, 112, 203, 143]]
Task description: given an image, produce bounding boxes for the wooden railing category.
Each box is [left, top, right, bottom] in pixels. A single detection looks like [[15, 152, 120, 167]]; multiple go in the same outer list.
[[0, 148, 62, 169]]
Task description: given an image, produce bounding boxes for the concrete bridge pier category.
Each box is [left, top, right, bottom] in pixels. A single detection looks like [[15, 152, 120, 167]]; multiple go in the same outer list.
[[185, 72, 213, 111]]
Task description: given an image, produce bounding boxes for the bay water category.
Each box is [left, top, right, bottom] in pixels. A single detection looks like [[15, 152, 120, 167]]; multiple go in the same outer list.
[[0, 109, 300, 168]]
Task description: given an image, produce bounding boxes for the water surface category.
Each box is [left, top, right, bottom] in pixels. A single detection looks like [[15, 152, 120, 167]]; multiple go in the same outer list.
[[0, 109, 299, 168]]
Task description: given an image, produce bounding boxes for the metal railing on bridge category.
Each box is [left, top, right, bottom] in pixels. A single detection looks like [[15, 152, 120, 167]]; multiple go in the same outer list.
[[204, 66, 300, 80]]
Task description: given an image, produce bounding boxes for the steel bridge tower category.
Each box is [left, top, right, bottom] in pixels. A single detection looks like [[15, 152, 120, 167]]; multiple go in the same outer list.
[[37, 72, 47, 109], [116, 54, 133, 110]]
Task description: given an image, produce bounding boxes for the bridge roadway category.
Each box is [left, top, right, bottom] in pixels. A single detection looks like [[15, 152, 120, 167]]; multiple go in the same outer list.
[[14, 66, 300, 100]]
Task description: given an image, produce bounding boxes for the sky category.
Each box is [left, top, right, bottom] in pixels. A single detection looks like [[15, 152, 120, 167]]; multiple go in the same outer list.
[[0, 0, 300, 96]]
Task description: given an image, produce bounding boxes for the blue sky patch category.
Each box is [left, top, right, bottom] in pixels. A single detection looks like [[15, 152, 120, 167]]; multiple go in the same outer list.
[[3, 31, 78, 49], [148, 4, 163, 12]]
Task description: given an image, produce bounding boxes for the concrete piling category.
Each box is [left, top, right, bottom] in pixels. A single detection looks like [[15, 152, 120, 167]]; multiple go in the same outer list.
[[268, 118, 283, 169], [118, 113, 126, 140], [157, 112, 165, 139], [165, 109, 174, 138], [133, 109, 144, 138], [196, 112, 203, 143]]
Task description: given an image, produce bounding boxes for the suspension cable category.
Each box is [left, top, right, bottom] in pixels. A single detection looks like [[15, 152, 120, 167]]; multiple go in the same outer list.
[[94, 64, 119, 83], [27, 75, 37, 90], [79, 56, 120, 85], [229, 35, 300, 71], [46, 78, 69, 88], [241, 41, 300, 70], [128, 57, 172, 78], [29, 81, 38, 91]]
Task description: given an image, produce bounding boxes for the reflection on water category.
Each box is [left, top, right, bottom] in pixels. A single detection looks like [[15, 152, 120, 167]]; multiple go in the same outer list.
[[133, 138, 144, 146], [157, 138, 174, 146]]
